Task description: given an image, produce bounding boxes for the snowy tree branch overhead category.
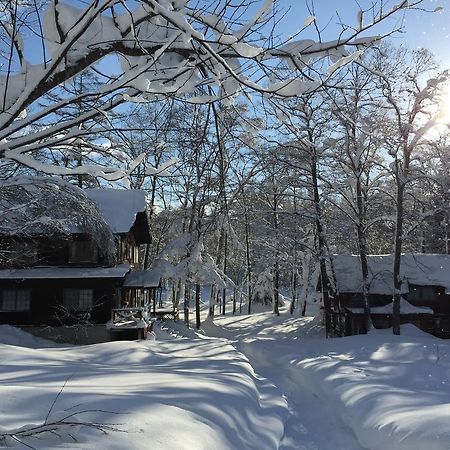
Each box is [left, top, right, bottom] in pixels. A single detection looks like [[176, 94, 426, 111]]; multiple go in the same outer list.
[[0, 0, 424, 179]]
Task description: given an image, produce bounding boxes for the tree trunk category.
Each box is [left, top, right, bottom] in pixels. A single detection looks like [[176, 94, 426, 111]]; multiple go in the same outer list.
[[301, 298, 307, 316], [311, 152, 334, 337], [356, 179, 371, 333], [392, 181, 405, 335], [184, 282, 190, 328], [221, 232, 228, 315], [143, 174, 157, 269], [195, 283, 201, 329], [208, 285, 216, 318], [272, 179, 280, 316], [273, 261, 280, 316], [232, 287, 236, 314], [445, 214, 449, 254], [290, 267, 297, 315], [243, 193, 252, 314], [290, 190, 298, 315]]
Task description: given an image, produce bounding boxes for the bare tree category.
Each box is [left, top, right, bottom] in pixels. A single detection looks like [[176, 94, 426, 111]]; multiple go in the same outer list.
[[373, 45, 448, 334], [0, 0, 422, 178], [325, 53, 388, 332]]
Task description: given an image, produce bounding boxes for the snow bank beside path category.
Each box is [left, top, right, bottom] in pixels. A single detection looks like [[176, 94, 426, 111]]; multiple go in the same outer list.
[[0, 326, 286, 449], [292, 325, 450, 450]]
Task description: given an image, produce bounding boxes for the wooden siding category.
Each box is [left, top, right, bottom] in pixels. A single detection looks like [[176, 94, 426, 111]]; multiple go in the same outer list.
[[0, 278, 122, 326]]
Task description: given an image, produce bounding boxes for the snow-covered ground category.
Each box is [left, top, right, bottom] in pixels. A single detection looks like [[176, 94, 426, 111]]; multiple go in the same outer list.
[[205, 308, 450, 450], [2, 307, 450, 450], [0, 324, 286, 449]]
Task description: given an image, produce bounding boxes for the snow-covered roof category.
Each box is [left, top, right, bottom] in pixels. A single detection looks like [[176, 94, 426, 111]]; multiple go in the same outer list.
[[0, 177, 117, 264], [332, 254, 450, 295], [0, 264, 131, 280], [123, 269, 161, 288], [346, 297, 433, 315], [0, 177, 110, 236], [84, 188, 147, 234]]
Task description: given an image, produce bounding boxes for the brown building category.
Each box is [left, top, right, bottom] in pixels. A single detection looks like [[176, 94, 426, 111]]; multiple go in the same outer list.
[[0, 177, 155, 339], [329, 254, 450, 337]]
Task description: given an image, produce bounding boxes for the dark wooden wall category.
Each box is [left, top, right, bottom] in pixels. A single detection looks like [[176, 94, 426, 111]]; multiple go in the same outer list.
[[0, 278, 122, 325]]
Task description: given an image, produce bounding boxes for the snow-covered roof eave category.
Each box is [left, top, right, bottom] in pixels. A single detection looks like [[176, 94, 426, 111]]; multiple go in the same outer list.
[[346, 298, 434, 315], [123, 269, 161, 288], [0, 264, 131, 280]]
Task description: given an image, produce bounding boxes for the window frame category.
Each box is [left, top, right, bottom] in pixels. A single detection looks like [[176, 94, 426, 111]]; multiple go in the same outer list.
[[407, 284, 438, 305], [1, 289, 31, 312], [63, 288, 94, 311], [68, 240, 98, 264]]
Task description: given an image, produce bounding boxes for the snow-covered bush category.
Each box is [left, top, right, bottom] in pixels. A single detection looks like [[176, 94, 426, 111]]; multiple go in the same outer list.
[[252, 267, 274, 306]]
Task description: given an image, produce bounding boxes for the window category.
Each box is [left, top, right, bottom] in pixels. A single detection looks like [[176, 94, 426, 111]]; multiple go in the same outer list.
[[63, 289, 94, 310], [1, 290, 31, 311], [134, 246, 140, 264], [69, 241, 98, 263], [408, 285, 437, 305]]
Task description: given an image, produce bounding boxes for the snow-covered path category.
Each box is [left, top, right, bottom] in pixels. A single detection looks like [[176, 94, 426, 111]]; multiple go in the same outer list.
[[240, 339, 364, 450], [202, 312, 365, 450]]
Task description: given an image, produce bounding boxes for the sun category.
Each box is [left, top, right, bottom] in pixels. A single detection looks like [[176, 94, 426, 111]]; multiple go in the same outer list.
[[436, 81, 450, 125]]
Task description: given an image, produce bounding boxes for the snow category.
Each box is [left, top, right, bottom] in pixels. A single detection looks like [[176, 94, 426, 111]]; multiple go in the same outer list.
[[84, 188, 147, 234], [123, 269, 161, 288], [327, 50, 364, 75], [152, 236, 228, 287], [0, 176, 107, 235], [0, 323, 286, 450], [266, 78, 321, 96], [303, 16, 316, 27], [231, 42, 263, 58], [331, 254, 450, 295], [0, 325, 61, 348], [0, 264, 131, 280], [0, 177, 117, 262], [206, 308, 450, 450], [3, 299, 450, 450], [347, 297, 433, 315], [291, 326, 450, 450]]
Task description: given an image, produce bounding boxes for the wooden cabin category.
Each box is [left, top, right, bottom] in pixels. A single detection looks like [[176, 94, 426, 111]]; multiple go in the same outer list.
[[0, 177, 158, 338], [329, 254, 450, 337]]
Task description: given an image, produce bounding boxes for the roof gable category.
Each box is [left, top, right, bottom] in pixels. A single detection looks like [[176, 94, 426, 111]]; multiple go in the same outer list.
[[84, 188, 147, 234]]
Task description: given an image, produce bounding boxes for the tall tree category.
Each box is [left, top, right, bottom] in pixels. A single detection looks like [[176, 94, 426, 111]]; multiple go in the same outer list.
[[326, 54, 387, 332], [374, 45, 448, 334]]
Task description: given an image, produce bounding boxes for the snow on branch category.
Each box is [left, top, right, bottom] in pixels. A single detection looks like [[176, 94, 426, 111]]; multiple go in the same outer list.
[[0, 0, 425, 179]]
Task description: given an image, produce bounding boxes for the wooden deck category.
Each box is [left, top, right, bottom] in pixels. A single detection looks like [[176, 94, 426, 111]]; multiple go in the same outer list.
[[108, 307, 151, 340], [151, 308, 179, 321]]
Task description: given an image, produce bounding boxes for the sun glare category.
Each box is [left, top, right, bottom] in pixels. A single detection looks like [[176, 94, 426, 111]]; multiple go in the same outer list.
[[436, 82, 450, 125]]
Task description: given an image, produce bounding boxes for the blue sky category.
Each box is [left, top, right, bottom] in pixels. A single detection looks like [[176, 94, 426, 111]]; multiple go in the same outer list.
[[18, 1, 450, 68], [277, 0, 450, 67]]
